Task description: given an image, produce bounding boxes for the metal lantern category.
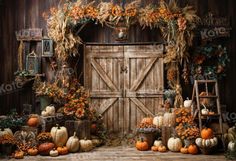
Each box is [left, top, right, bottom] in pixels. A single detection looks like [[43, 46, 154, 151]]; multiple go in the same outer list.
[[42, 38, 53, 57], [26, 50, 40, 75]]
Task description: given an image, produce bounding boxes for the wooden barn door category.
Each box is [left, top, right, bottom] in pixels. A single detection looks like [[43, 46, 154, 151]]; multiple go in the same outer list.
[[85, 44, 163, 134]]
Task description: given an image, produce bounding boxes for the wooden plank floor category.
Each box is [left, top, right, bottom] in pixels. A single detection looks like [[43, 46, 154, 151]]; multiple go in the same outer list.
[[5, 146, 227, 161]]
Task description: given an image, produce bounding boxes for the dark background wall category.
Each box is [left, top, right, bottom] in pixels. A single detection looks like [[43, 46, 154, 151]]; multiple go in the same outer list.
[[0, 0, 235, 115]]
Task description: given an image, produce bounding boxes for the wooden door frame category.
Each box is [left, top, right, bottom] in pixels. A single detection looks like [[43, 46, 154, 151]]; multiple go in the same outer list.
[[84, 43, 164, 134]]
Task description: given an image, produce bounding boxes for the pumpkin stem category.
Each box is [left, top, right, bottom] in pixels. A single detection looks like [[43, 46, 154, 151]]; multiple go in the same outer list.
[[140, 137, 144, 142], [73, 132, 77, 137], [56, 124, 60, 129]]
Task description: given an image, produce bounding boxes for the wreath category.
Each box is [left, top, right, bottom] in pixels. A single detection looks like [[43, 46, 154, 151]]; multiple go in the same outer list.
[[190, 44, 230, 82]]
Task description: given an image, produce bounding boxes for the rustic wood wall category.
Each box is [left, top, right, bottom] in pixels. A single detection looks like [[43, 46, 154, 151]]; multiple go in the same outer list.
[[0, 0, 236, 115]]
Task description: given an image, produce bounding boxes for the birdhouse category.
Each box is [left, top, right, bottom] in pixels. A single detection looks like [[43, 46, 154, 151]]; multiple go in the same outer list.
[[26, 50, 40, 75]]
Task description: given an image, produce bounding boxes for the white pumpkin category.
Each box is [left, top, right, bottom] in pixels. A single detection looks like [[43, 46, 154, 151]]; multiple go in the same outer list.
[[201, 108, 209, 115], [195, 137, 218, 148], [201, 104, 209, 115], [46, 105, 55, 116], [167, 137, 182, 152], [50, 124, 68, 147], [184, 99, 192, 108], [153, 115, 163, 128], [195, 138, 202, 147], [79, 138, 93, 152], [205, 139, 211, 147], [41, 111, 49, 117], [0, 128, 13, 137], [153, 140, 163, 147], [66, 132, 80, 152], [163, 112, 176, 127], [210, 137, 218, 147], [49, 149, 59, 157], [228, 141, 236, 151]]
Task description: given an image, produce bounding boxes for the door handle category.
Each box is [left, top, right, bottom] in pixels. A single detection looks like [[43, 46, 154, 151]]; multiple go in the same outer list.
[[120, 66, 128, 73]]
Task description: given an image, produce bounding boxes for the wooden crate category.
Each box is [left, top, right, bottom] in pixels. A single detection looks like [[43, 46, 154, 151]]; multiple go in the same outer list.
[[40, 114, 65, 132], [65, 120, 91, 139], [161, 126, 173, 146]]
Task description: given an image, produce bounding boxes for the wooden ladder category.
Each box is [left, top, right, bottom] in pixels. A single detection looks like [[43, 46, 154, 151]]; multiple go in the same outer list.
[[191, 80, 225, 148]]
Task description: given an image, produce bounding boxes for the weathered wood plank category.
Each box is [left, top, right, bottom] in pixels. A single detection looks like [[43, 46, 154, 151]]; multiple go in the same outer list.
[[91, 58, 118, 91], [130, 98, 154, 117], [130, 58, 157, 91]]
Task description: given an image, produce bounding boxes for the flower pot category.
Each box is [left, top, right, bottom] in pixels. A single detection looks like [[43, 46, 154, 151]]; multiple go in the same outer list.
[[0, 144, 14, 156], [40, 96, 52, 111]]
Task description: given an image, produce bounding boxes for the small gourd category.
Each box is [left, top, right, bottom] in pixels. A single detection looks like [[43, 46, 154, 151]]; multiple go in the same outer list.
[[79, 138, 93, 152], [201, 104, 209, 115], [49, 149, 59, 157], [158, 145, 167, 152], [57, 146, 68, 155], [180, 146, 188, 154], [66, 132, 80, 152], [153, 139, 162, 147], [46, 105, 55, 116], [14, 151, 24, 159], [27, 148, 38, 156], [188, 144, 198, 155], [151, 146, 159, 151], [41, 111, 48, 117]]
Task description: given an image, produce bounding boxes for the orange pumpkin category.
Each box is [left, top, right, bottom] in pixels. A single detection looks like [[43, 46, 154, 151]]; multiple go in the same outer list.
[[180, 147, 188, 154], [14, 150, 24, 159], [141, 117, 153, 125], [27, 115, 39, 127], [201, 128, 213, 139], [136, 138, 149, 151], [38, 142, 55, 156], [158, 145, 167, 152], [151, 146, 159, 151], [57, 146, 68, 155], [188, 144, 198, 155], [27, 148, 38, 156]]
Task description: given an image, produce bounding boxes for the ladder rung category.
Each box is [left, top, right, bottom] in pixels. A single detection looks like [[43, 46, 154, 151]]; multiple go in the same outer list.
[[197, 95, 218, 98], [196, 80, 217, 83], [201, 114, 220, 117]]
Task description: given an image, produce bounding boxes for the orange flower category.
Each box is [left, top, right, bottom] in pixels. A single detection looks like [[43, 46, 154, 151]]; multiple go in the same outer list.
[[75, 108, 85, 119], [125, 8, 137, 17], [193, 55, 206, 65], [177, 17, 187, 31], [85, 6, 98, 19], [50, 7, 58, 15], [111, 5, 123, 17]]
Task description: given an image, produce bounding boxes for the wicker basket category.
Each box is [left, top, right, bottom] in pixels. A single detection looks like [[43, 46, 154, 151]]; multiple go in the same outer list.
[[199, 146, 216, 155], [137, 128, 160, 148]]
